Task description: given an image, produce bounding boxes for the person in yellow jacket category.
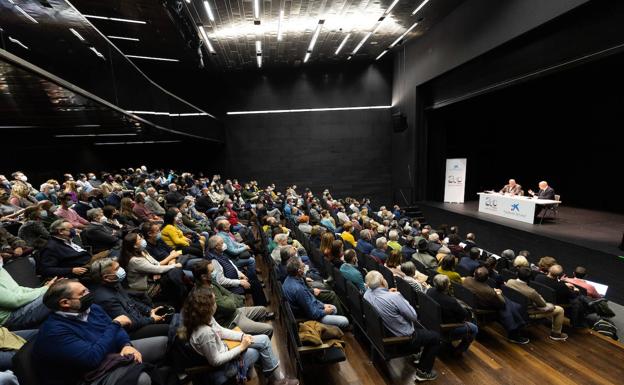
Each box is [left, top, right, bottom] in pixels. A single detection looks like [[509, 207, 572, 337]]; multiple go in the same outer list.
[[340, 222, 357, 248]]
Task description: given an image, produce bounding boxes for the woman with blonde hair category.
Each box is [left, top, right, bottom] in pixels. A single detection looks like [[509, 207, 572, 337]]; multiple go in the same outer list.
[[9, 183, 37, 208]]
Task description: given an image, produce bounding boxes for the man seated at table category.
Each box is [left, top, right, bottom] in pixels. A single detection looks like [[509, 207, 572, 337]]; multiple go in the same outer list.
[[500, 179, 522, 196], [528, 181, 555, 200]]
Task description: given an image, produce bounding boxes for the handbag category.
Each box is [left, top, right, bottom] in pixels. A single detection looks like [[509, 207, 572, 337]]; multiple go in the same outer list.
[[223, 326, 243, 350]]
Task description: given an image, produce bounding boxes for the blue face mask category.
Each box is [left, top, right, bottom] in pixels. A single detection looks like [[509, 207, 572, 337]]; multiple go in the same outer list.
[[139, 239, 147, 250], [211, 270, 218, 281], [39, 210, 48, 218], [155, 233, 162, 240], [69, 228, 77, 238]]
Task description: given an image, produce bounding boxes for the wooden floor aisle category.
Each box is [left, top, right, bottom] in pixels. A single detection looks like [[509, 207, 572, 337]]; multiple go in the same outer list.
[[250, 245, 624, 385], [287, 323, 624, 385]]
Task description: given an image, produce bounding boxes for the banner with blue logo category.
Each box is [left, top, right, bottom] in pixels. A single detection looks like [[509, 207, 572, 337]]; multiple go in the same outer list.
[[444, 158, 467, 203]]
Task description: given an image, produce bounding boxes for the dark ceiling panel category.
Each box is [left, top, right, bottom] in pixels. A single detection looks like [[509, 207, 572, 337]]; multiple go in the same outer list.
[[70, 0, 466, 70]]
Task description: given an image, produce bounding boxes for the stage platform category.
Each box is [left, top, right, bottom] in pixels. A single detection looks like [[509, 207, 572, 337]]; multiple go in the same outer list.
[[418, 201, 624, 303]]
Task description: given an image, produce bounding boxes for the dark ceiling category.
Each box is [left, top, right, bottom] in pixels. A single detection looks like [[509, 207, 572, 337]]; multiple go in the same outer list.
[[69, 0, 466, 70], [0, 0, 223, 141]]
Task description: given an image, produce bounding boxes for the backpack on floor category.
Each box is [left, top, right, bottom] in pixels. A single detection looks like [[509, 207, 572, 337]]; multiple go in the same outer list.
[[592, 318, 618, 340]]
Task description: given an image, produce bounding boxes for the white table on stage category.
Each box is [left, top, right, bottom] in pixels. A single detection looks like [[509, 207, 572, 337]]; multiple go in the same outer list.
[[477, 192, 561, 224]]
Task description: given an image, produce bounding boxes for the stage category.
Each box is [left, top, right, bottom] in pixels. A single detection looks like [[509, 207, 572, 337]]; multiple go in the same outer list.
[[418, 201, 624, 303]]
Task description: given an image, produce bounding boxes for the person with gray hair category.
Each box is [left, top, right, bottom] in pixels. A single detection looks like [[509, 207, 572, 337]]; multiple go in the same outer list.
[[363, 271, 440, 381], [144, 187, 166, 216], [91, 258, 171, 339], [81, 207, 122, 255], [271, 233, 290, 263], [426, 274, 479, 355], [282, 257, 349, 329], [370, 236, 389, 263], [387, 230, 401, 252], [39, 219, 92, 279], [428, 232, 450, 256], [356, 229, 374, 254]]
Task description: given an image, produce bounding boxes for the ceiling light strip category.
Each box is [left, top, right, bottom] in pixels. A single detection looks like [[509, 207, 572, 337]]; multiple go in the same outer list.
[[94, 140, 182, 146], [376, 49, 389, 60], [203, 1, 215, 22], [8, 37, 29, 50], [107, 35, 140, 42], [227, 105, 392, 115], [83, 15, 147, 24], [55, 133, 138, 138], [335, 33, 350, 55], [277, 9, 284, 41], [14, 5, 38, 23], [412, 0, 431, 15], [127, 111, 211, 117], [125, 55, 179, 62], [389, 21, 419, 48], [352, 32, 372, 54], [198, 26, 216, 53], [254, 0, 260, 19], [89, 47, 106, 60], [385, 0, 400, 15], [69, 28, 85, 41]]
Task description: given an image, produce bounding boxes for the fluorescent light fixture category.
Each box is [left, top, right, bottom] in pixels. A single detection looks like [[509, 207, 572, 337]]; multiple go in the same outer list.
[[125, 55, 179, 62], [55, 133, 138, 138], [277, 9, 284, 41], [95, 140, 182, 146], [107, 35, 140, 42], [69, 28, 85, 41], [8, 37, 29, 50], [254, 0, 259, 19], [203, 1, 215, 22], [385, 0, 400, 15], [257, 55, 262, 68], [0, 125, 40, 129], [83, 15, 147, 24], [352, 32, 372, 54], [376, 49, 388, 60], [126, 111, 210, 117], [256, 40, 262, 68], [227, 105, 392, 115], [303, 52, 311, 63], [89, 47, 106, 60], [256, 40, 262, 53], [14, 5, 38, 23], [347, 55, 352, 60], [412, 0, 430, 15], [335, 33, 350, 55], [389, 21, 419, 48], [74, 124, 101, 128], [198, 26, 216, 53], [307, 20, 324, 52], [371, 18, 385, 35]]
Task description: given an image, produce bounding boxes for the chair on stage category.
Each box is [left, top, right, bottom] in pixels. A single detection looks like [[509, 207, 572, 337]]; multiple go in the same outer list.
[[539, 194, 561, 224]]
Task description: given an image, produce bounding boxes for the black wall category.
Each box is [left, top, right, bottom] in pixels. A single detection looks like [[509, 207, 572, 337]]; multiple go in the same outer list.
[[425, 52, 624, 213], [222, 64, 394, 205], [390, 0, 591, 204]]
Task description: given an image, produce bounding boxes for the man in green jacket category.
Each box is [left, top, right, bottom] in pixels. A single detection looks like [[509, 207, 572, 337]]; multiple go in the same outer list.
[[192, 260, 274, 337], [0, 256, 56, 330]]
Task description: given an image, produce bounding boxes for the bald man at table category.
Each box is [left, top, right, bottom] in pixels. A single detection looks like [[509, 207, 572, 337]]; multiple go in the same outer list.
[[528, 181, 555, 201], [500, 179, 523, 196]]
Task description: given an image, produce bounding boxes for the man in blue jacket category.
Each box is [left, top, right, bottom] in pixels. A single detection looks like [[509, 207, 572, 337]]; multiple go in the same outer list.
[[282, 257, 349, 329], [33, 279, 167, 385]]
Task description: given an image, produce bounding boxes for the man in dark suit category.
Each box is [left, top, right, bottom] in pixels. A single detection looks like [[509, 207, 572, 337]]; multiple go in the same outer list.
[[528, 181, 555, 200], [39, 219, 91, 279]]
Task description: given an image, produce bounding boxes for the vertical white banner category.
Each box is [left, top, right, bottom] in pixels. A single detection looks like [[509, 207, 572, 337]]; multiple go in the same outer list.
[[444, 158, 467, 203]]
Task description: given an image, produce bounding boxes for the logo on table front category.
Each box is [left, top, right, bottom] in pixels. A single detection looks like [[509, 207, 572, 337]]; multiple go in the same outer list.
[[484, 197, 497, 209], [511, 203, 520, 212]]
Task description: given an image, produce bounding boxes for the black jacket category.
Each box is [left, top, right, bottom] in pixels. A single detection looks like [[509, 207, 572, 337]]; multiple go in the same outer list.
[[39, 237, 91, 278], [93, 283, 154, 331], [536, 187, 555, 200], [73, 201, 91, 220], [426, 288, 468, 324], [81, 223, 121, 254]]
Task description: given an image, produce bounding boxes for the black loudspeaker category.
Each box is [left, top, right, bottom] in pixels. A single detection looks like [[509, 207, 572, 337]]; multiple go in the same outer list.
[[392, 113, 407, 132]]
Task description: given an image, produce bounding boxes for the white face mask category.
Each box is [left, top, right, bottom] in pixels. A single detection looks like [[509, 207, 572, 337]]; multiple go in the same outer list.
[[221, 243, 228, 251], [99, 216, 108, 223], [19, 175, 28, 182], [0, 257, 3, 270]]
